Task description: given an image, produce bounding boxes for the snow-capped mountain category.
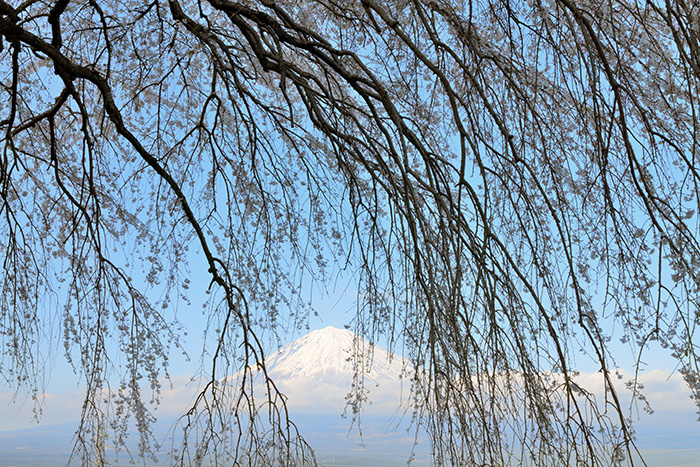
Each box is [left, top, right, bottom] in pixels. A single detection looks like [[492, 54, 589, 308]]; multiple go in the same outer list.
[[248, 326, 414, 414], [263, 326, 409, 382], [255, 327, 425, 465]]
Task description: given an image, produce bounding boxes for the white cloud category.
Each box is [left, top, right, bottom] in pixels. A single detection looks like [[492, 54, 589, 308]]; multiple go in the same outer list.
[[572, 368, 698, 417], [0, 388, 84, 430]]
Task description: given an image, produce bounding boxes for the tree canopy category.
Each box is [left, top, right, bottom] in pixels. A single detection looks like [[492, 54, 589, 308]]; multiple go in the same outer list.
[[1, 0, 699, 464]]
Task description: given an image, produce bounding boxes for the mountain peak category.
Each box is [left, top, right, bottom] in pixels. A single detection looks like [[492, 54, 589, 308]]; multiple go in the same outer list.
[[224, 326, 414, 414], [262, 326, 408, 383]]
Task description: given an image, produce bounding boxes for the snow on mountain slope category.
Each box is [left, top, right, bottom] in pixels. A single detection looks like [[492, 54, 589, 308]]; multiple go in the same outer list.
[[244, 326, 414, 414], [264, 326, 409, 382]]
